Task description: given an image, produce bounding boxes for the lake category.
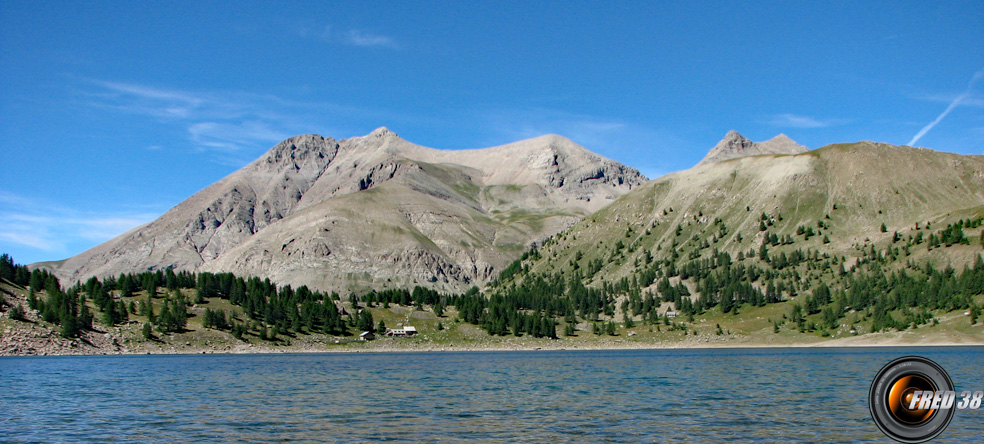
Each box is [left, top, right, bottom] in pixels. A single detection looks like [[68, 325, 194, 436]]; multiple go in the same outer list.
[[1, 347, 982, 443]]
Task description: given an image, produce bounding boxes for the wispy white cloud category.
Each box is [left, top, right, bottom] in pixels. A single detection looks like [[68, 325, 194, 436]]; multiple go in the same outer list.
[[762, 113, 847, 129], [0, 191, 157, 259], [78, 78, 435, 166], [97, 81, 204, 105], [188, 121, 292, 152], [296, 23, 399, 49], [90, 80, 207, 119], [81, 80, 319, 157], [908, 69, 984, 146], [918, 92, 984, 108], [346, 29, 398, 48], [0, 232, 60, 252]]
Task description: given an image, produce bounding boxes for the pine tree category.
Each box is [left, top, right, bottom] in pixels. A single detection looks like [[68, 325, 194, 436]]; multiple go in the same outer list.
[[102, 299, 119, 326], [790, 304, 805, 330], [141, 294, 154, 322], [142, 273, 158, 297], [59, 316, 80, 338], [0, 253, 14, 282], [10, 303, 25, 321], [542, 317, 557, 339], [157, 300, 172, 332], [564, 322, 576, 337], [356, 309, 374, 332], [78, 301, 93, 330], [232, 322, 246, 340]]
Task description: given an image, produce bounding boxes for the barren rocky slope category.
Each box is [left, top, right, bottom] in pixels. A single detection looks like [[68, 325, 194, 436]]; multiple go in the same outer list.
[[45, 128, 646, 292]]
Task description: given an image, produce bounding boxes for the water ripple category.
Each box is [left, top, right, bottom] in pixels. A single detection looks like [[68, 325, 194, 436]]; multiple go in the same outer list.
[[1, 347, 982, 443]]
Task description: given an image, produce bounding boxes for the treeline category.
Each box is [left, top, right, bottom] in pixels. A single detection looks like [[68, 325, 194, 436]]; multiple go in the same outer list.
[[0, 253, 31, 319], [459, 215, 984, 338], [0, 255, 345, 340], [0, 252, 429, 342], [2, 254, 462, 341], [6, 209, 983, 343], [0, 253, 31, 287], [488, 210, 984, 338], [789, 258, 984, 333], [15, 266, 94, 338], [476, 248, 791, 338]]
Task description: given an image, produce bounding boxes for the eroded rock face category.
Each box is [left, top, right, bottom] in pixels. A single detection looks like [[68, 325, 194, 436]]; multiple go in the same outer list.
[[48, 128, 647, 293], [697, 131, 808, 166]]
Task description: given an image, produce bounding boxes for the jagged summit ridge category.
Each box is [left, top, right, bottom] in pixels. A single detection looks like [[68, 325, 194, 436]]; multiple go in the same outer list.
[[46, 128, 647, 293], [697, 131, 808, 166]]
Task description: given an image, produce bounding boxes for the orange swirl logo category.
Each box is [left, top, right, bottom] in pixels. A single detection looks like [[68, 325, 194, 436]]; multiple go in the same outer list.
[[868, 356, 983, 443]]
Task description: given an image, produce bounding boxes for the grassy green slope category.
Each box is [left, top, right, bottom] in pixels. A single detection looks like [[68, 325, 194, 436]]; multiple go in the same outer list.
[[491, 142, 984, 343], [533, 143, 984, 280]]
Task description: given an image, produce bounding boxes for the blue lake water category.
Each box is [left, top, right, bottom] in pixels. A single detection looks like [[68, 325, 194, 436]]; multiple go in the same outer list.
[[1, 347, 982, 443]]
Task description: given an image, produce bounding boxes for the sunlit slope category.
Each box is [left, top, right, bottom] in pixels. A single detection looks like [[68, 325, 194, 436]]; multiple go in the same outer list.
[[527, 142, 984, 281], [201, 159, 591, 293], [45, 128, 646, 293]]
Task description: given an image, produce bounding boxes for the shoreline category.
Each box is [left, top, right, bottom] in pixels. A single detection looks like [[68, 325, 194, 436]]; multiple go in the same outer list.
[[4, 286, 982, 358], [3, 334, 982, 358]]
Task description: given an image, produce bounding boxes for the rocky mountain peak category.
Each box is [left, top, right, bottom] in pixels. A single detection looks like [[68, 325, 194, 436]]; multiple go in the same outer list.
[[250, 134, 338, 176], [697, 131, 808, 166], [758, 133, 808, 156], [47, 127, 646, 293], [368, 126, 397, 139], [770, 133, 794, 143], [338, 126, 408, 156]]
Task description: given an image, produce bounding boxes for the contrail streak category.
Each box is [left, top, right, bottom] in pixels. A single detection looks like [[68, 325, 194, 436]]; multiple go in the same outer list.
[[908, 69, 984, 146]]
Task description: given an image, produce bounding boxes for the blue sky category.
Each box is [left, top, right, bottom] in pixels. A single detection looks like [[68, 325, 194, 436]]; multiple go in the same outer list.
[[1, 1, 982, 265]]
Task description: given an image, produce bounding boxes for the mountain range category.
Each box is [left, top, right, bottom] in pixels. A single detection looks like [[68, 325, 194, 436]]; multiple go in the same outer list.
[[43, 128, 646, 292], [40, 128, 984, 297], [12, 128, 984, 354], [507, 135, 984, 290]]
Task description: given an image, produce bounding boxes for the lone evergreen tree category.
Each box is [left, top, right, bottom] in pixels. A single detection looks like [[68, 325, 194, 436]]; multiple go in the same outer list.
[[9, 303, 25, 321]]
